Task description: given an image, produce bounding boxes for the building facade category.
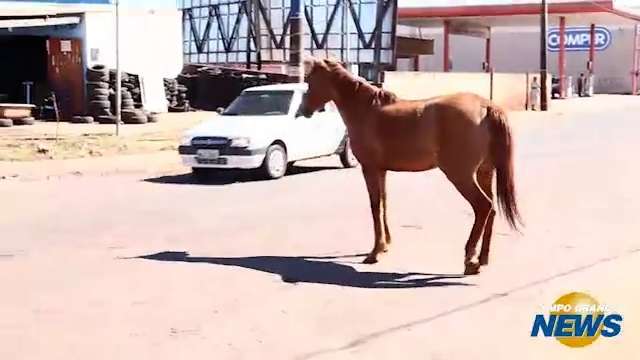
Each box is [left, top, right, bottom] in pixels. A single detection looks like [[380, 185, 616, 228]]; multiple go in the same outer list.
[[179, 0, 398, 81], [396, 0, 640, 95], [0, 0, 183, 116], [398, 24, 638, 94]]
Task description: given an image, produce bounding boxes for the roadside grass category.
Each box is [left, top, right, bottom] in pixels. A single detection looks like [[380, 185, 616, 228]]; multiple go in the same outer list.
[[0, 133, 179, 161], [0, 112, 213, 162]]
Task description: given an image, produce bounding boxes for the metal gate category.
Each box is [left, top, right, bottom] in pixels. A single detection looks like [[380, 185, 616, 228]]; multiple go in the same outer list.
[[179, 0, 397, 81]]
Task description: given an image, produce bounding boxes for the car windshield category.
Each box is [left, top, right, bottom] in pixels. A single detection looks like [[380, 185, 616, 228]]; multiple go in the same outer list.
[[223, 90, 293, 116]]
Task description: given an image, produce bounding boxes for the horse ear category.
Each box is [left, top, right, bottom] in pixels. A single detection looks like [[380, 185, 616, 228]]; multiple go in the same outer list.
[[323, 57, 345, 70], [303, 56, 316, 76], [322, 58, 334, 67]]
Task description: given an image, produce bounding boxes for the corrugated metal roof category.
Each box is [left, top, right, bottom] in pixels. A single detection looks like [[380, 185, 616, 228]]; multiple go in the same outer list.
[[0, 1, 112, 17], [0, 15, 81, 28]]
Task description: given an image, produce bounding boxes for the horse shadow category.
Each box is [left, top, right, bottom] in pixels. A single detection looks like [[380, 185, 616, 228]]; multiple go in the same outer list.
[[144, 165, 342, 186], [134, 251, 473, 289]]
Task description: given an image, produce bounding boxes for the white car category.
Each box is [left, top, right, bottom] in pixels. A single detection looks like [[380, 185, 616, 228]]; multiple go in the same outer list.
[[179, 83, 358, 180]]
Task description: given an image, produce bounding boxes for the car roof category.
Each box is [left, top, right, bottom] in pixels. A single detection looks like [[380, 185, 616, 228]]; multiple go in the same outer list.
[[242, 83, 307, 92]]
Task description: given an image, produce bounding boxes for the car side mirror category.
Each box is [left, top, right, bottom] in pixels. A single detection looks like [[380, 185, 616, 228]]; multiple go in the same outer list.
[[216, 107, 225, 114]]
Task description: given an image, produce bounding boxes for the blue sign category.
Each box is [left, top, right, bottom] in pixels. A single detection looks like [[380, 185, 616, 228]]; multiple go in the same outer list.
[[547, 26, 612, 52]]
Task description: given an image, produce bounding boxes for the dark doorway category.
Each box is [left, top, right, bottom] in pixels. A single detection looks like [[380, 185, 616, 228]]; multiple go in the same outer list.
[[0, 35, 84, 119], [0, 36, 48, 105]]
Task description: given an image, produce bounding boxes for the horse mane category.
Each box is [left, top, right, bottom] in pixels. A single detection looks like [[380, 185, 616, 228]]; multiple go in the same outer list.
[[322, 59, 398, 107]]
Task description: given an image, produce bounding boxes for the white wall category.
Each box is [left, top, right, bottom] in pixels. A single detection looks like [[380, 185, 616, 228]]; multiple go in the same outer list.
[[84, 9, 183, 112], [400, 0, 627, 7], [401, 24, 636, 94]]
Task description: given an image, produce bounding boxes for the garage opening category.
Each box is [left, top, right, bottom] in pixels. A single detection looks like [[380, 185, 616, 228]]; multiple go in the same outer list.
[[0, 36, 49, 105], [0, 32, 85, 120]]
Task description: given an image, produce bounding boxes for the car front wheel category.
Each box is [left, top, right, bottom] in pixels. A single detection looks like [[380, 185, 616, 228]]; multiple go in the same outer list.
[[261, 144, 288, 179]]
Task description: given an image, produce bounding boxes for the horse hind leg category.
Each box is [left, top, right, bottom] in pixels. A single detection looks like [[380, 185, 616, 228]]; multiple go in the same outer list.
[[477, 162, 497, 266], [444, 170, 493, 275]]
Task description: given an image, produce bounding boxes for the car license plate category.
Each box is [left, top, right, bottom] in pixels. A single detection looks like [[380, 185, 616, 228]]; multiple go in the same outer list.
[[196, 157, 228, 165], [196, 149, 219, 159]]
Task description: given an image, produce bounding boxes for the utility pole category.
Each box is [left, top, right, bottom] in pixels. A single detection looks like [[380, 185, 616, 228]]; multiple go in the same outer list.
[[344, 0, 351, 71], [540, 0, 549, 111], [115, 0, 122, 135], [289, 0, 304, 82]]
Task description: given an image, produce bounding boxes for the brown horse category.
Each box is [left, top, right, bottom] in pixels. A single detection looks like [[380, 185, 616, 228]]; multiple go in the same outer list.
[[301, 57, 522, 275]]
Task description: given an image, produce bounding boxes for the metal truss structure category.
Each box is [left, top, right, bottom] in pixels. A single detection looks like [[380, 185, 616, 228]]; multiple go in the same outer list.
[[180, 0, 397, 81]]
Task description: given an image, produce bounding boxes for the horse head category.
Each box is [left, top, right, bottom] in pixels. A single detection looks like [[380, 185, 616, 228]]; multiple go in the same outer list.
[[301, 56, 342, 118]]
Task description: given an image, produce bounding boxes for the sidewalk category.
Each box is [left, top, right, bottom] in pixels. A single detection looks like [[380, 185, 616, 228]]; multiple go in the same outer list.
[[0, 151, 186, 181]]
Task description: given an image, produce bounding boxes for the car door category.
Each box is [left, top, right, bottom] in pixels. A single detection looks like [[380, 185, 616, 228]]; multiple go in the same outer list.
[[312, 101, 346, 155], [286, 91, 319, 161]]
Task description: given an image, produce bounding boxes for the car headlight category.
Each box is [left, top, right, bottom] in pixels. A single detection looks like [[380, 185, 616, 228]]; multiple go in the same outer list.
[[180, 136, 193, 146], [230, 137, 251, 148]]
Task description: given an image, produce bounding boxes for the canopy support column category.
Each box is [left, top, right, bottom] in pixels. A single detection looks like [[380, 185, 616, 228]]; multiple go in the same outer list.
[[444, 20, 450, 72], [484, 31, 491, 72], [559, 16, 566, 98]]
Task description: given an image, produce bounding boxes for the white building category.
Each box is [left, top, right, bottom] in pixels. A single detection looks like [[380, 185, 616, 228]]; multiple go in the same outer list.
[[0, 0, 183, 117]]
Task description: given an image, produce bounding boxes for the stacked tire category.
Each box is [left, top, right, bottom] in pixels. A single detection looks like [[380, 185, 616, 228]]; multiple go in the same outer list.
[[13, 117, 35, 126], [111, 71, 143, 109], [0, 116, 35, 127], [86, 65, 111, 123], [0, 118, 13, 127], [111, 89, 135, 113], [147, 112, 160, 123], [71, 116, 94, 124], [164, 78, 190, 112], [80, 66, 153, 125], [191, 69, 272, 111], [121, 109, 148, 124], [164, 78, 178, 106]]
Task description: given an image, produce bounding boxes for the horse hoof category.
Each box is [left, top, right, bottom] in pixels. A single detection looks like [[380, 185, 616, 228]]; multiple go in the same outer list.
[[479, 257, 489, 266], [363, 255, 379, 264], [464, 262, 481, 275]]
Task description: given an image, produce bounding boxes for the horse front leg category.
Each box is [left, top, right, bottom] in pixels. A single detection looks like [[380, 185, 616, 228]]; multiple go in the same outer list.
[[362, 167, 387, 264], [380, 170, 392, 246]]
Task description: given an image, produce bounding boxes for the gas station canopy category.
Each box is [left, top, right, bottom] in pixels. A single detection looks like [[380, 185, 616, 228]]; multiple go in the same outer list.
[[398, 0, 640, 29]]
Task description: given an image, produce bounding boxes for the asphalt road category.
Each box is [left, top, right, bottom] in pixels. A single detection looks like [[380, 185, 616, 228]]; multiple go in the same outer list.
[[1, 106, 639, 359]]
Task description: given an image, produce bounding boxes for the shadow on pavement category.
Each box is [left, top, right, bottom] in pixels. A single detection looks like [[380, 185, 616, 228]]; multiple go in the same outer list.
[[133, 251, 472, 289], [143, 165, 343, 186]]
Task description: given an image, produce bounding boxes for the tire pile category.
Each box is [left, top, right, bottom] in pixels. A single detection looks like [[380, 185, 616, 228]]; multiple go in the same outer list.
[[193, 69, 274, 111], [174, 65, 289, 111], [0, 117, 35, 127], [163, 78, 191, 112], [80, 64, 156, 125], [111, 70, 143, 110], [85, 65, 114, 124]]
